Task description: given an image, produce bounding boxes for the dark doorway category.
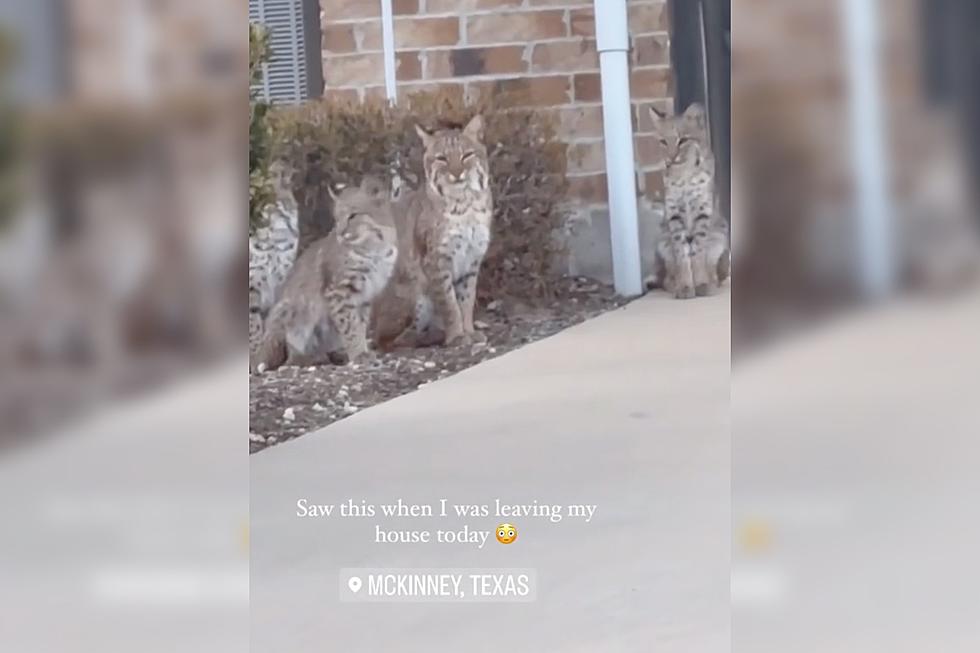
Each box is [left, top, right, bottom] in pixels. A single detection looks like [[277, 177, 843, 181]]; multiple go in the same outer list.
[[667, 0, 731, 218], [922, 0, 980, 208]]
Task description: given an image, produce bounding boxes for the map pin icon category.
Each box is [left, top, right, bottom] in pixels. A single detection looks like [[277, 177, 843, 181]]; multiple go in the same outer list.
[[348, 576, 362, 593]]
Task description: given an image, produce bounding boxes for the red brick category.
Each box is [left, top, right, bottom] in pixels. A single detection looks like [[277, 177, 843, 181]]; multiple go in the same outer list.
[[529, 0, 591, 5], [363, 86, 389, 102], [427, 46, 527, 79], [360, 17, 460, 50], [557, 105, 604, 140], [427, 0, 523, 10], [392, 0, 418, 15], [532, 39, 598, 73], [573, 73, 601, 102], [356, 22, 382, 51], [628, 2, 669, 34], [328, 0, 380, 20], [397, 51, 422, 81], [568, 173, 608, 203], [570, 8, 595, 37], [632, 34, 669, 67], [466, 11, 566, 45], [322, 24, 356, 54], [426, 50, 454, 79], [643, 169, 665, 200], [323, 88, 360, 103], [634, 99, 673, 132], [567, 141, 606, 174], [322, 53, 384, 87], [395, 17, 460, 48], [630, 67, 672, 100], [634, 134, 666, 166], [401, 82, 465, 105], [467, 75, 570, 107]]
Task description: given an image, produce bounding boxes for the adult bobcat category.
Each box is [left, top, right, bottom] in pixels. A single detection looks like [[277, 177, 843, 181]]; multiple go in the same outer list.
[[250, 177, 397, 372], [647, 104, 730, 298], [373, 115, 493, 348]]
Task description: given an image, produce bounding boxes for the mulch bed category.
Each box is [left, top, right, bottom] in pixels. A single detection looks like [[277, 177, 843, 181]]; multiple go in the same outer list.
[[249, 278, 629, 453]]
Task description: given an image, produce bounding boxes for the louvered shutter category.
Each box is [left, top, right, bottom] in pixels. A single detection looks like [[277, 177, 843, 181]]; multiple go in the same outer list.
[[249, 0, 310, 104]]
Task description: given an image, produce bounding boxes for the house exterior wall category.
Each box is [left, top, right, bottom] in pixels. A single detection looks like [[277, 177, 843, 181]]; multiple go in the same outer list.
[[319, 0, 676, 282]]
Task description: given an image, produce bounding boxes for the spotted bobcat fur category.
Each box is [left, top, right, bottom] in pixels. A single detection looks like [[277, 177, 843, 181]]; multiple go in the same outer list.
[[249, 160, 299, 350], [646, 104, 730, 298], [373, 115, 493, 348], [251, 177, 397, 373]]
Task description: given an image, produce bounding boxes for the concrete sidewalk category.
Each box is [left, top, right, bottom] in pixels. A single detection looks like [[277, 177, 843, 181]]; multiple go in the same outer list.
[[251, 289, 730, 652]]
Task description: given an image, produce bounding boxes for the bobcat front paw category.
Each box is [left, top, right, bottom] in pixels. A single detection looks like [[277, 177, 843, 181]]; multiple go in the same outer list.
[[468, 331, 487, 344], [674, 285, 696, 300], [446, 331, 471, 347], [350, 350, 377, 365], [695, 283, 713, 297]]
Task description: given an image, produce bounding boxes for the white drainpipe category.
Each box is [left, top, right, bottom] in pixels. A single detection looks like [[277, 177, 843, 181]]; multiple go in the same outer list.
[[595, 0, 643, 297], [380, 0, 398, 103], [841, 0, 893, 297]]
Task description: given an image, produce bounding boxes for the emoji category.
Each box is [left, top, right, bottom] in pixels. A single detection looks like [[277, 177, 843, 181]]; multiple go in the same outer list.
[[739, 518, 773, 554], [496, 523, 517, 544]]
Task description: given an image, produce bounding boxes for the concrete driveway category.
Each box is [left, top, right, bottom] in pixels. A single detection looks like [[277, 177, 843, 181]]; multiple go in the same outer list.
[[251, 289, 730, 652]]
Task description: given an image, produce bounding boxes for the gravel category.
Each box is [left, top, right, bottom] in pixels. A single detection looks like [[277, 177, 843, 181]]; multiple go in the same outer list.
[[249, 278, 628, 453]]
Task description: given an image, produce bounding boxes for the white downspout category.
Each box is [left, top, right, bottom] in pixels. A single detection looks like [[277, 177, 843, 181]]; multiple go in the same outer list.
[[841, 0, 893, 297], [595, 0, 643, 297], [380, 0, 398, 103]]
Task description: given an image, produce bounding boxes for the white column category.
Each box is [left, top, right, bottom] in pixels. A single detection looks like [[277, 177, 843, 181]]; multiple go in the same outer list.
[[380, 0, 398, 103], [595, 0, 643, 297], [841, 0, 893, 297]]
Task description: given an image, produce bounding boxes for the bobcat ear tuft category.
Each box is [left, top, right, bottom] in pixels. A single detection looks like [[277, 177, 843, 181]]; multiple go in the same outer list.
[[463, 114, 485, 141], [649, 106, 667, 135], [415, 124, 434, 148], [682, 103, 706, 128], [683, 102, 705, 118]]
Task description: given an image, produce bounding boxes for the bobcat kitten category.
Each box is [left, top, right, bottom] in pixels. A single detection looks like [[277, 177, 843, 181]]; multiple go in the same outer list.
[[647, 104, 730, 298], [374, 115, 493, 348], [251, 177, 397, 372], [249, 159, 300, 350]]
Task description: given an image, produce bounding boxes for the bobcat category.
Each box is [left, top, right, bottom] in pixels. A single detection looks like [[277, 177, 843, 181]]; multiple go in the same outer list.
[[249, 159, 300, 350], [646, 103, 730, 299], [373, 115, 493, 349], [250, 177, 397, 373]]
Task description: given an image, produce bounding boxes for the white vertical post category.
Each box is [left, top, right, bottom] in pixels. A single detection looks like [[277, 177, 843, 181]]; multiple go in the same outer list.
[[841, 0, 893, 297], [595, 0, 643, 297], [380, 0, 398, 103], [124, 0, 151, 103]]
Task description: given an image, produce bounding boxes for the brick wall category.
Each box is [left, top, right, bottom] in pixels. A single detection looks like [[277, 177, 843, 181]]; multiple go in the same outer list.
[[319, 0, 675, 281]]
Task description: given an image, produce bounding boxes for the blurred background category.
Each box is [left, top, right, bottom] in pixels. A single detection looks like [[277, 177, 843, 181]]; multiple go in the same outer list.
[[0, 0, 246, 441], [732, 0, 980, 651], [0, 2, 246, 652], [733, 0, 979, 349], [1, 0, 978, 650]]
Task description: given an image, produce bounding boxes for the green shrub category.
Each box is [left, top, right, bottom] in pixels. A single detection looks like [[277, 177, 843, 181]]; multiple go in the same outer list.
[[248, 23, 274, 232], [0, 28, 20, 229], [269, 90, 569, 301]]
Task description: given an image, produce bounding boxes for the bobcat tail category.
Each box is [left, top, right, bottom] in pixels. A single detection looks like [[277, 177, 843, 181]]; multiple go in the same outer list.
[[644, 274, 663, 291], [250, 303, 289, 374]]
